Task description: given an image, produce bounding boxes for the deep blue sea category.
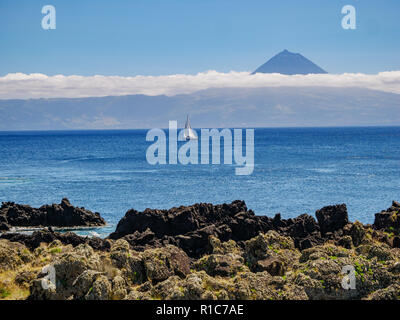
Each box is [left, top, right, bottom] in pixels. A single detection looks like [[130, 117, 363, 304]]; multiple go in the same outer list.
[[0, 127, 399, 237]]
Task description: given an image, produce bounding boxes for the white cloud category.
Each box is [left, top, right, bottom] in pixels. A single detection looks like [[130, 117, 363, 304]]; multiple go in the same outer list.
[[0, 71, 400, 99]]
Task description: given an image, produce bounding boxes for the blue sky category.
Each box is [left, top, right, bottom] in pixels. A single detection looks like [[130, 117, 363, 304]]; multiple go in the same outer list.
[[0, 0, 399, 76]]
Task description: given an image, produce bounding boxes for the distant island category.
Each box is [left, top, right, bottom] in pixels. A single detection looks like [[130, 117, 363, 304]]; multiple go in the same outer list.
[[1, 87, 399, 130]]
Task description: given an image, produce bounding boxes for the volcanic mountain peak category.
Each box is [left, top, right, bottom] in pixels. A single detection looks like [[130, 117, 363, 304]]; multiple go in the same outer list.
[[252, 49, 327, 75]]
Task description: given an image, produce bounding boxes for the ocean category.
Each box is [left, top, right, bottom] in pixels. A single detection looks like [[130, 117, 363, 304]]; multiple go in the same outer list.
[[0, 127, 399, 237]]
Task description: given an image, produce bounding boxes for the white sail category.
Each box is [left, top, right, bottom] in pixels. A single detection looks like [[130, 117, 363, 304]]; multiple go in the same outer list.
[[184, 115, 198, 140]]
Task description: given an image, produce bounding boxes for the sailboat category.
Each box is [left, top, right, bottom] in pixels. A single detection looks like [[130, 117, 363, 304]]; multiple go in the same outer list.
[[184, 114, 198, 140]]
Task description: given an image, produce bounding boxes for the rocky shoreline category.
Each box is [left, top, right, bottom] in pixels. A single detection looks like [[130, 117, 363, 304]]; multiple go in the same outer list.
[[1, 199, 400, 300], [0, 198, 105, 232]]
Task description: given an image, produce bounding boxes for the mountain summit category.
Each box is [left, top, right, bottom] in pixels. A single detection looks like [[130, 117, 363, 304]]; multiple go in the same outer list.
[[252, 49, 327, 75]]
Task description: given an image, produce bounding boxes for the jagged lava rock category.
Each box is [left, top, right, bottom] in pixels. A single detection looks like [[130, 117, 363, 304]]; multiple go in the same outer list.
[[109, 200, 248, 239], [374, 201, 400, 231], [315, 204, 348, 236], [109, 200, 328, 257], [0, 229, 111, 251], [108, 200, 268, 257], [0, 198, 105, 229]]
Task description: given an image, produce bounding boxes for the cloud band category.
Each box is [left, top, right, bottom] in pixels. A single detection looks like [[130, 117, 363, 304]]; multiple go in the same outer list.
[[0, 71, 399, 99]]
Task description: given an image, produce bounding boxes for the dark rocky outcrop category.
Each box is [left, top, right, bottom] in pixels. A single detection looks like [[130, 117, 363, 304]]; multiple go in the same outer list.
[[0, 229, 111, 251], [3, 199, 400, 260], [269, 213, 323, 250], [109, 201, 248, 240], [315, 204, 348, 236], [374, 201, 400, 232], [108, 201, 263, 257], [0, 198, 106, 230], [108, 201, 331, 257]]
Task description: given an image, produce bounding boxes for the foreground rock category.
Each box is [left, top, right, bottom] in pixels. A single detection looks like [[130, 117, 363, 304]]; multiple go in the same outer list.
[[108, 200, 336, 257], [108, 200, 325, 257], [0, 200, 400, 300], [374, 201, 400, 232], [1, 226, 400, 300], [316, 204, 348, 236], [0, 229, 111, 251], [0, 198, 106, 231]]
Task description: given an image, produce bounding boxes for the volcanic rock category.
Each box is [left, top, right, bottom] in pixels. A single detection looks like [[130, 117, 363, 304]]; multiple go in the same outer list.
[[0, 230, 111, 251], [0, 198, 105, 229], [109, 200, 326, 257], [315, 204, 348, 236], [374, 201, 400, 231]]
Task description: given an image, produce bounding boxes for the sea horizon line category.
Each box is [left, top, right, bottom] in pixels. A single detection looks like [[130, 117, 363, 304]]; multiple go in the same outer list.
[[0, 124, 399, 134]]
